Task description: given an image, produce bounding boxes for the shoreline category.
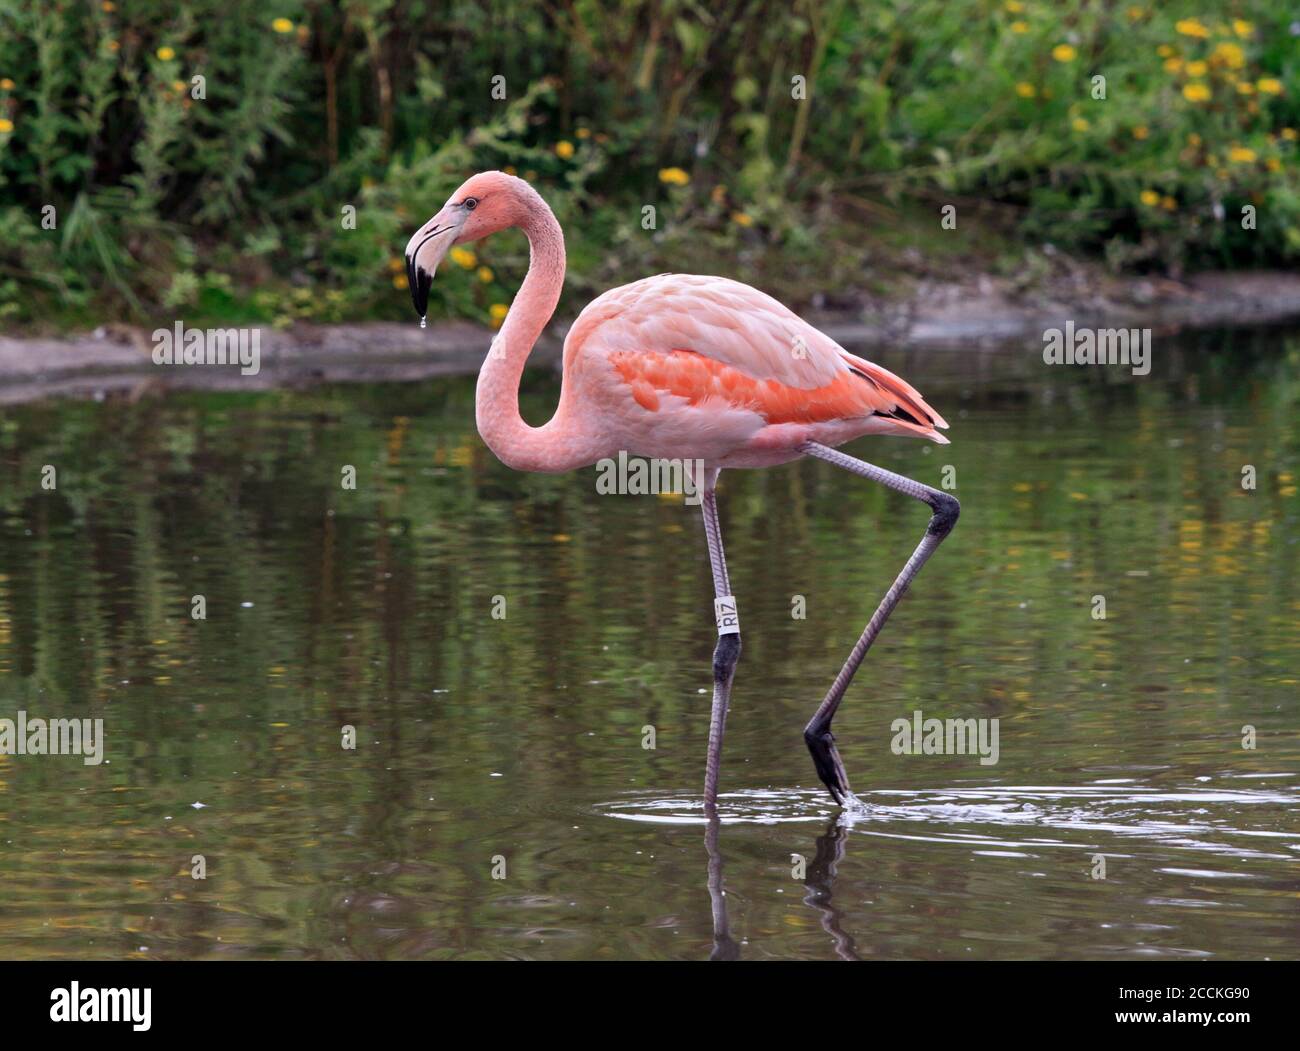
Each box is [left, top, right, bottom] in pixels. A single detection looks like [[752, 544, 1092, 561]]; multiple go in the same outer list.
[[1, 270, 1298, 406]]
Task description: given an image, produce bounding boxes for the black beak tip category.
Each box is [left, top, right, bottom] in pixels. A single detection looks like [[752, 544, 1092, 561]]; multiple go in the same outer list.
[[405, 254, 431, 319]]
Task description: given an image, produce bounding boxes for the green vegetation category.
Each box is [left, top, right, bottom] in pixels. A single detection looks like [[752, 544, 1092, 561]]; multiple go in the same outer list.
[[0, 1, 1295, 331]]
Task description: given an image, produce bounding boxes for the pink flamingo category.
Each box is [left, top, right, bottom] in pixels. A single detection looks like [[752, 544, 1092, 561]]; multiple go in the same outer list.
[[406, 171, 959, 812]]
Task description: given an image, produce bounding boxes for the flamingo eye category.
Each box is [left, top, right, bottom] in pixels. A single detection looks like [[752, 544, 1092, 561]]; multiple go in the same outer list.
[[463, 197, 478, 210]]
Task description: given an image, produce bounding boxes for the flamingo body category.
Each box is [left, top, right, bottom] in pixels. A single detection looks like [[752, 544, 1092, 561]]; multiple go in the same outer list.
[[561, 273, 949, 469]]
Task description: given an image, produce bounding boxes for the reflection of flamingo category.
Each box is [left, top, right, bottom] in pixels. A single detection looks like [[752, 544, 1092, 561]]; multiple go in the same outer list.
[[406, 172, 959, 812]]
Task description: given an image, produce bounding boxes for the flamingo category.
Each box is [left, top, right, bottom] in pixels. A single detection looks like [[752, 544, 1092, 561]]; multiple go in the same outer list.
[[405, 171, 959, 813]]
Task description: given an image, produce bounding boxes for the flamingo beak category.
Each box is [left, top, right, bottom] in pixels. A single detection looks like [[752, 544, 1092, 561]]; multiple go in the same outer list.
[[404, 209, 464, 320]]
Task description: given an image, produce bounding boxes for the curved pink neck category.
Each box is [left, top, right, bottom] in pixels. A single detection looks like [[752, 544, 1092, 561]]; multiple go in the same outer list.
[[474, 203, 594, 473]]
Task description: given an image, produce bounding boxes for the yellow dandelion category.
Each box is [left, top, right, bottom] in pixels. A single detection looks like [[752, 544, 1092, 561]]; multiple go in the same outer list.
[[1052, 44, 1077, 62], [575, 127, 591, 139], [1281, 128, 1297, 141], [156, 46, 175, 61], [1071, 116, 1090, 132], [102, 0, 115, 9], [1257, 78, 1282, 95], [1266, 157, 1281, 172], [1228, 146, 1257, 163], [1175, 18, 1210, 39], [1188, 132, 1202, 147], [1126, 7, 1144, 21], [1161, 195, 1177, 211], [1237, 81, 1255, 95], [555, 140, 575, 159], [1233, 19, 1253, 38], [1015, 82, 1037, 98], [1132, 125, 1149, 140], [449, 246, 477, 269], [731, 211, 754, 227], [0, 118, 13, 134], [1157, 45, 1173, 58], [0, 78, 13, 90], [658, 167, 690, 186], [1183, 81, 1211, 102], [1011, 21, 1029, 34], [1004, 0, 1024, 11], [391, 274, 406, 290], [488, 303, 509, 326], [1140, 189, 1160, 206], [1163, 58, 1183, 74], [477, 266, 494, 283], [271, 18, 294, 34], [171, 79, 186, 93], [387, 257, 404, 273], [1211, 42, 1245, 69], [1185, 60, 1207, 77]]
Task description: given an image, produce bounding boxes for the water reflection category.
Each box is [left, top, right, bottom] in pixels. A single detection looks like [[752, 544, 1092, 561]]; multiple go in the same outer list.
[[0, 325, 1297, 959]]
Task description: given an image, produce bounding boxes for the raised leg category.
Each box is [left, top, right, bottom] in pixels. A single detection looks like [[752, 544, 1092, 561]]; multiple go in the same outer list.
[[801, 441, 959, 806], [699, 468, 741, 815]]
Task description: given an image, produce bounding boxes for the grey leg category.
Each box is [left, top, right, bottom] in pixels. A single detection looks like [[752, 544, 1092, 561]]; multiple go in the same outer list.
[[700, 469, 741, 815], [801, 441, 960, 806]]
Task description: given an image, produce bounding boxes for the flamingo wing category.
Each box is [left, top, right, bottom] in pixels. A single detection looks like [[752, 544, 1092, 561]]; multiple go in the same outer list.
[[565, 274, 948, 442]]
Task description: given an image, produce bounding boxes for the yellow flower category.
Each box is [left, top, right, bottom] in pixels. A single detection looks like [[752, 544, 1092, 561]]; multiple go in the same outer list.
[[1132, 125, 1149, 140], [1233, 19, 1253, 38], [555, 140, 575, 159], [1015, 82, 1037, 98], [0, 78, 13, 90], [488, 303, 509, 327], [1156, 45, 1173, 57], [1139, 189, 1161, 206], [449, 246, 477, 269], [1163, 58, 1183, 74], [731, 211, 754, 227], [1257, 78, 1282, 95], [1187, 133, 1202, 147], [1071, 116, 1090, 132], [271, 18, 294, 34], [1004, 0, 1024, 11], [1182, 81, 1211, 102], [1175, 18, 1210, 39], [1228, 146, 1257, 163], [1052, 44, 1077, 62], [1211, 42, 1245, 69], [156, 46, 175, 61], [388, 257, 404, 273], [1010, 21, 1029, 34], [0, 118, 12, 134], [102, 1, 115, 9], [1185, 60, 1207, 77], [1281, 128, 1298, 142], [1161, 195, 1177, 211], [1126, 7, 1144, 21], [503, 165, 517, 175], [658, 167, 690, 186], [575, 127, 591, 139], [171, 80, 186, 93], [1266, 157, 1281, 172], [107, 40, 119, 52], [391, 274, 407, 290], [1237, 81, 1255, 95], [477, 266, 494, 283]]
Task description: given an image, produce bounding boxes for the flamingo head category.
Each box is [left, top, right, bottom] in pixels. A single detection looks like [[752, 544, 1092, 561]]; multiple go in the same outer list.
[[404, 171, 538, 320]]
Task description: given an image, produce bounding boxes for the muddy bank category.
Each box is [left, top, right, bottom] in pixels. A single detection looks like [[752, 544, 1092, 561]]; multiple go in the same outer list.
[[1, 270, 1297, 405]]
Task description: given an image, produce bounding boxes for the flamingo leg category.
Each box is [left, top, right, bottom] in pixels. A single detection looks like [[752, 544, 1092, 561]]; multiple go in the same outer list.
[[801, 441, 960, 806], [699, 468, 741, 815]]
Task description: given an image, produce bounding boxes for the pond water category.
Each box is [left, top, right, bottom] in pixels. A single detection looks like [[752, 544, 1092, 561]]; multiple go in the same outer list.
[[0, 325, 1297, 960]]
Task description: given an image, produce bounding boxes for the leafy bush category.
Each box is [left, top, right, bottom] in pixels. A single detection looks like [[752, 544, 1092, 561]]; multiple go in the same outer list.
[[0, 1, 1294, 329]]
